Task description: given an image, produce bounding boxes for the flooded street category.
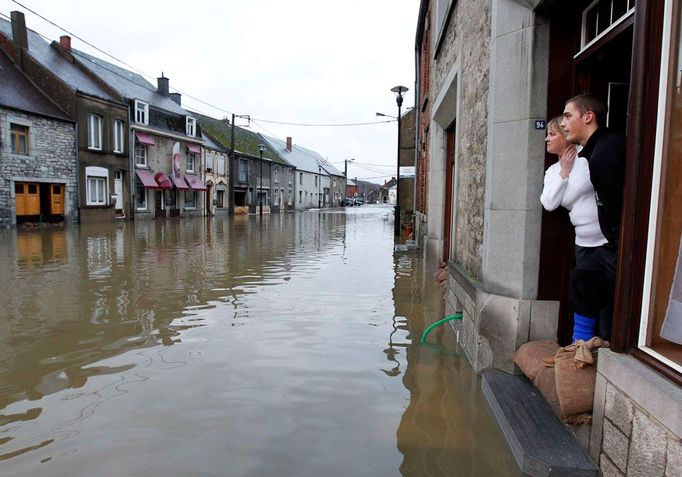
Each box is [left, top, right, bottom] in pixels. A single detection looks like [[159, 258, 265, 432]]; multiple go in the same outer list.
[[0, 206, 517, 476]]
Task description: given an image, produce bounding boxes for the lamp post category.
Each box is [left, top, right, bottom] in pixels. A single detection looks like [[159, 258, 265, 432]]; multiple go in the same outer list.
[[318, 164, 322, 208], [390, 85, 408, 236], [258, 144, 265, 216]]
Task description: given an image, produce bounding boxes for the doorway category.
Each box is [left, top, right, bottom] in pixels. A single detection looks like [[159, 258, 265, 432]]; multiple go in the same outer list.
[[538, 0, 635, 344]]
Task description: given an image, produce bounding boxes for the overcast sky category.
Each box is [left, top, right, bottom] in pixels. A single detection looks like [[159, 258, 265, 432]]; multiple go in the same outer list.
[[1, 0, 419, 183]]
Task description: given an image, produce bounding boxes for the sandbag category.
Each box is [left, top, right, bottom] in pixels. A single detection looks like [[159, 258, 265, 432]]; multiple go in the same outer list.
[[512, 340, 560, 381], [555, 337, 609, 418], [533, 365, 560, 415]]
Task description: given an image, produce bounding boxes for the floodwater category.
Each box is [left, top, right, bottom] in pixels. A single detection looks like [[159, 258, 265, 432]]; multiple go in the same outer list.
[[0, 206, 518, 477]]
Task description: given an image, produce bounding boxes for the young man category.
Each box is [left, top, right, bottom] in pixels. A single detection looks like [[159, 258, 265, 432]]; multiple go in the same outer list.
[[560, 94, 626, 341]]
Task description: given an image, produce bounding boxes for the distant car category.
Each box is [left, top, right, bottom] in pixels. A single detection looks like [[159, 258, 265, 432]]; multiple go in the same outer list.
[[345, 198, 355, 207], [354, 198, 364, 206]]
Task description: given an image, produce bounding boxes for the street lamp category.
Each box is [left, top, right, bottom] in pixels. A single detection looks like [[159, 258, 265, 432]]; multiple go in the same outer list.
[[375, 112, 398, 119], [391, 85, 408, 236], [258, 144, 265, 216]]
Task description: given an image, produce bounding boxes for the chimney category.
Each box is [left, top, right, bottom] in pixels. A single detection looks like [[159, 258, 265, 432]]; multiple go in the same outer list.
[[157, 73, 169, 96], [169, 93, 181, 105], [10, 11, 28, 51], [286, 136, 292, 152], [59, 35, 71, 50]]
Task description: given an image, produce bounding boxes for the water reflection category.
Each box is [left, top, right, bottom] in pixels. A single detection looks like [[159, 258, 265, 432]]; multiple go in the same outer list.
[[0, 207, 516, 476]]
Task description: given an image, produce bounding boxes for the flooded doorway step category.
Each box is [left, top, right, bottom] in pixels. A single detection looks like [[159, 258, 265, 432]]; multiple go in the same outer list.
[[481, 370, 598, 476]]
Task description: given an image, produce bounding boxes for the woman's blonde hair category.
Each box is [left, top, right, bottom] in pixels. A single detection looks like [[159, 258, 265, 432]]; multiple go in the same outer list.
[[547, 115, 567, 138]]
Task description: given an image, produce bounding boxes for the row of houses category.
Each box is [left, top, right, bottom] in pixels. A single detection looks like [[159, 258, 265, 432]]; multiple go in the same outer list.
[[0, 11, 346, 228], [411, 1, 680, 475]]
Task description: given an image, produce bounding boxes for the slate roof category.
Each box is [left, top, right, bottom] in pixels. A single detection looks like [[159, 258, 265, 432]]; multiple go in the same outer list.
[[0, 18, 119, 103], [72, 49, 189, 116], [259, 134, 329, 175], [201, 131, 227, 152], [0, 49, 71, 121], [191, 112, 288, 165]]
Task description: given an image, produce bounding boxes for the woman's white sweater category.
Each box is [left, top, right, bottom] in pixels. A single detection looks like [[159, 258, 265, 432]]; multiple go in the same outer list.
[[540, 156, 607, 247]]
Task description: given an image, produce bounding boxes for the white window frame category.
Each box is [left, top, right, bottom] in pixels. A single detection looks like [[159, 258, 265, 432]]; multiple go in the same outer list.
[[186, 117, 196, 137], [217, 155, 225, 175], [638, 0, 682, 374], [113, 119, 124, 153], [135, 183, 148, 210], [88, 113, 103, 150], [187, 152, 196, 173], [274, 166, 279, 183], [135, 143, 148, 167], [10, 122, 30, 155], [85, 166, 108, 206], [578, 0, 636, 56], [184, 190, 196, 209], [134, 100, 149, 125]]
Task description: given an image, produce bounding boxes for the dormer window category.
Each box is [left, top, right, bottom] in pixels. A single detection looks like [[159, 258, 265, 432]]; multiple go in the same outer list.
[[135, 100, 149, 125], [186, 117, 196, 137]]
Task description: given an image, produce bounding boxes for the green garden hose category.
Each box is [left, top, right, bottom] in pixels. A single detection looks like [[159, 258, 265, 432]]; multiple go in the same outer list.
[[420, 313, 463, 344]]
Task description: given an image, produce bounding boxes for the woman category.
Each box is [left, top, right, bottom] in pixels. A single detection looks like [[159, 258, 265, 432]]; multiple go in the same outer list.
[[541, 116, 606, 342]]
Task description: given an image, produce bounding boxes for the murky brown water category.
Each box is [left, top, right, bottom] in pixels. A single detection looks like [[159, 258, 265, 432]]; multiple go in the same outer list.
[[0, 206, 518, 476]]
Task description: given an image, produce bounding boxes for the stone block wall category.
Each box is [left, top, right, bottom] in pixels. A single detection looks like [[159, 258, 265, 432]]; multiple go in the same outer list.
[[591, 350, 682, 477], [431, 0, 491, 280], [0, 109, 77, 227]]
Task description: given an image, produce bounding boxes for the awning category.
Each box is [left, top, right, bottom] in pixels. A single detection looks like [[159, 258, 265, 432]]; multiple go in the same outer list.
[[135, 131, 156, 146], [136, 169, 160, 189], [169, 174, 189, 190], [154, 172, 172, 190], [186, 143, 201, 154], [185, 174, 207, 191]]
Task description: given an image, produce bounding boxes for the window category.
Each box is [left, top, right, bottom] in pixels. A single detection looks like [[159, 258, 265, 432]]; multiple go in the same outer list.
[[185, 190, 196, 208], [216, 189, 225, 208], [86, 166, 108, 205], [135, 143, 148, 166], [288, 169, 293, 185], [113, 120, 124, 153], [274, 166, 279, 183], [135, 183, 147, 210], [581, 0, 636, 51], [88, 114, 103, 150], [186, 117, 196, 137], [239, 159, 248, 182], [10, 123, 29, 155], [638, 1, 682, 372], [187, 152, 196, 172], [315, 175, 318, 186], [134, 100, 149, 125], [300, 172, 303, 185], [217, 155, 225, 175], [299, 190, 302, 203]]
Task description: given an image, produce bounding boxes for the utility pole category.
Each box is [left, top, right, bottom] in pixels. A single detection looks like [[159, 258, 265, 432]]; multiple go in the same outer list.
[[229, 113, 235, 215]]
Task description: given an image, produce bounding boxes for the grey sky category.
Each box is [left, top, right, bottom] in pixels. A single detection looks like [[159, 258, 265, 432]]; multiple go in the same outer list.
[[1, 0, 418, 183]]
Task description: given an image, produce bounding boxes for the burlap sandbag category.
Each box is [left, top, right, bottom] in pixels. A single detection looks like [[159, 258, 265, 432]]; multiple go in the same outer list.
[[533, 365, 560, 415], [555, 337, 609, 419], [512, 340, 560, 381]]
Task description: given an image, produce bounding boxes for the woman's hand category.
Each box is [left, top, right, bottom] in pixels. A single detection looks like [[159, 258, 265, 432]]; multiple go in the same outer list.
[[559, 145, 577, 179]]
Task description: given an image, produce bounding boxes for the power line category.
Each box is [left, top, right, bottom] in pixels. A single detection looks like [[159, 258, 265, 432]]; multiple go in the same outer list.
[[9, 1, 397, 129]]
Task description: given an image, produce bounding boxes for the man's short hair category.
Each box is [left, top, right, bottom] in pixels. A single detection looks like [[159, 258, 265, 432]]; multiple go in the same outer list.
[[565, 94, 607, 128]]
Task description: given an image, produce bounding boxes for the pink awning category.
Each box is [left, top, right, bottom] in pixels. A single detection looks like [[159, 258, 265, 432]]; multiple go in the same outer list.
[[154, 172, 172, 190], [135, 131, 156, 146], [186, 143, 201, 154], [185, 174, 207, 191], [169, 174, 189, 190], [136, 169, 160, 189]]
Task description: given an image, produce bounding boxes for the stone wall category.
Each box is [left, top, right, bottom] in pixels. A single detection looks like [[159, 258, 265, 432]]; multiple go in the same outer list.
[[0, 109, 77, 227], [431, 0, 491, 279], [591, 351, 681, 477]]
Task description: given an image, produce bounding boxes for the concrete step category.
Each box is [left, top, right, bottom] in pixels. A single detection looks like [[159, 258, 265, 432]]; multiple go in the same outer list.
[[481, 369, 598, 477]]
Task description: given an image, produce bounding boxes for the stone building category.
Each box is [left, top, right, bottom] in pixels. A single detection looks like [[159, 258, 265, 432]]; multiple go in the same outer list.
[[71, 52, 204, 220], [0, 49, 77, 227], [415, 0, 681, 475], [193, 113, 295, 215], [201, 132, 230, 215], [1, 12, 130, 223]]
